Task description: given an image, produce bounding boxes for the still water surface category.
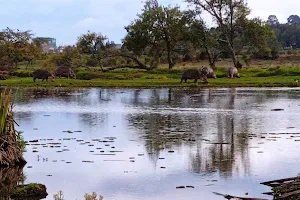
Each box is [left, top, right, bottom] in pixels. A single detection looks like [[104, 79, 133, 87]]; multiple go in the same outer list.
[[11, 87, 300, 200]]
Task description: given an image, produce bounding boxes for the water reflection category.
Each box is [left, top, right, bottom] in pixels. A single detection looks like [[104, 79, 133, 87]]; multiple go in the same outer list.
[[7, 87, 300, 200], [0, 167, 26, 199]]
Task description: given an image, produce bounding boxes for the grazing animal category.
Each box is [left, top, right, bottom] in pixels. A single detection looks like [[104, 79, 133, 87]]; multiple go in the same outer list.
[[181, 69, 208, 83], [201, 66, 217, 78], [32, 69, 54, 82], [227, 66, 240, 78], [54, 66, 76, 79]]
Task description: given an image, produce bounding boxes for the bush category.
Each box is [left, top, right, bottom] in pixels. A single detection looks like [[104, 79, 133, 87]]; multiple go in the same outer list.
[[11, 70, 33, 77], [76, 71, 100, 80]]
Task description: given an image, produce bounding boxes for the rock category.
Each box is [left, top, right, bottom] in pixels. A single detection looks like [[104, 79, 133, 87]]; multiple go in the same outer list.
[[160, 167, 166, 169], [11, 183, 48, 200], [176, 186, 185, 189], [168, 151, 175, 153]]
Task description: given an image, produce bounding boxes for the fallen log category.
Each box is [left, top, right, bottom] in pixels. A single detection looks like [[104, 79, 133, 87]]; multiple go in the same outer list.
[[212, 192, 268, 200], [261, 176, 300, 186], [280, 189, 300, 199]]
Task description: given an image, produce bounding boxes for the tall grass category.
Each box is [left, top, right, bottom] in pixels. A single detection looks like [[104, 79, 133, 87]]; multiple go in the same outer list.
[[0, 88, 26, 166], [0, 88, 12, 136]]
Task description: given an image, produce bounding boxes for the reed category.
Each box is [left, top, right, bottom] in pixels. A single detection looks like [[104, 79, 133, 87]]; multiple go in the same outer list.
[[0, 88, 26, 166]]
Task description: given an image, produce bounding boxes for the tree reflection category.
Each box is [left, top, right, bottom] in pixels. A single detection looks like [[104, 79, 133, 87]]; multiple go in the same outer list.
[[126, 88, 257, 178]]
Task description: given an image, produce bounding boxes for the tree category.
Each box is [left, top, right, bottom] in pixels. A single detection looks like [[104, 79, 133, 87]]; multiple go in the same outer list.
[[23, 43, 43, 68], [45, 45, 86, 71], [185, 0, 250, 67], [287, 15, 300, 25], [241, 18, 279, 59], [123, 0, 191, 69], [0, 28, 34, 70], [187, 11, 221, 68], [266, 15, 279, 27], [76, 31, 107, 70]]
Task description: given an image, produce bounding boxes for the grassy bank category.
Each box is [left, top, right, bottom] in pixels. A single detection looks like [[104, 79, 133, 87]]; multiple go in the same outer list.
[[4, 60, 300, 88], [0, 76, 299, 88]]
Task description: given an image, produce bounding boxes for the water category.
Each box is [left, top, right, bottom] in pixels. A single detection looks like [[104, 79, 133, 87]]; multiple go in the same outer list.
[[8, 87, 300, 200]]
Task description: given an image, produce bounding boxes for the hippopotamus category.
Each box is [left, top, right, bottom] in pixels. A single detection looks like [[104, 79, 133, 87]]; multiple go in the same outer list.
[[227, 66, 240, 78], [201, 66, 217, 78], [181, 69, 208, 83], [54, 66, 76, 79], [32, 69, 54, 82]]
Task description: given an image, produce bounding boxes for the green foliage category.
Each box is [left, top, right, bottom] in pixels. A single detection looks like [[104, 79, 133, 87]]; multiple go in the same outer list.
[[0, 28, 42, 71], [14, 183, 42, 196], [16, 131, 26, 152], [76, 71, 100, 80], [53, 191, 103, 200], [11, 70, 32, 77], [0, 88, 12, 136], [77, 31, 107, 55], [45, 46, 86, 70], [123, 0, 192, 69]]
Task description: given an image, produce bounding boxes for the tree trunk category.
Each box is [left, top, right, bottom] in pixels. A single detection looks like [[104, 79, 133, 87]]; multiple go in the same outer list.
[[102, 53, 156, 72], [226, 37, 238, 67], [167, 45, 173, 70]]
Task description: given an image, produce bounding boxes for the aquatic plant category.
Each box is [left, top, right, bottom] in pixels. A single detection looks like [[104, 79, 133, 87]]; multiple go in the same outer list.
[[53, 191, 64, 200], [84, 192, 103, 200], [0, 88, 26, 166], [53, 191, 104, 200]]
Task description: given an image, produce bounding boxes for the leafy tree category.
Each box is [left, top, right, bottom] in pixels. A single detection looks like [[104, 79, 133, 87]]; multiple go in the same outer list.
[[123, 0, 191, 69], [0, 28, 35, 70], [287, 15, 300, 25], [45, 46, 86, 71], [266, 15, 280, 27], [187, 11, 220, 68]]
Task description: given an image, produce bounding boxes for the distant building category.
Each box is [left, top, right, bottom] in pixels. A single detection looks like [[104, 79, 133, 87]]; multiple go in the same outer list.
[[56, 46, 65, 53], [35, 37, 57, 53], [106, 41, 122, 49]]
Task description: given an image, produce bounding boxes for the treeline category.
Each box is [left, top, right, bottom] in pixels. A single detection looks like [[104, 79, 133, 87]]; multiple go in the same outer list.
[[1, 0, 299, 74], [267, 15, 300, 50]]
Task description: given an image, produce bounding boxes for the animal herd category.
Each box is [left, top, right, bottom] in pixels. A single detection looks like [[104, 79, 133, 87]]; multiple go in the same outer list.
[[180, 66, 240, 84], [32, 65, 241, 84], [32, 66, 76, 82]]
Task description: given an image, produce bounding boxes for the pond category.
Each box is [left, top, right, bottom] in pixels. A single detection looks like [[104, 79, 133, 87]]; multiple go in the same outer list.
[[9, 87, 300, 200]]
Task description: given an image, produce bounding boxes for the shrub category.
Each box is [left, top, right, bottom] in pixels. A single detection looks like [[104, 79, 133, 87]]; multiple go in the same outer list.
[[10, 70, 33, 77], [76, 71, 100, 80]]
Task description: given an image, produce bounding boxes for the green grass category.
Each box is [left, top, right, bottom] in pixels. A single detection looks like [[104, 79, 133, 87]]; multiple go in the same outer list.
[[7, 60, 300, 88], [0, 76, 299, 88]]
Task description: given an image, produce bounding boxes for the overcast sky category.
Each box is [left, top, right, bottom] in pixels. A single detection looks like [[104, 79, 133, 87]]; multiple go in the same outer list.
[[0, 0, 297, 46]]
